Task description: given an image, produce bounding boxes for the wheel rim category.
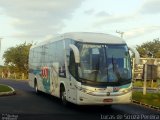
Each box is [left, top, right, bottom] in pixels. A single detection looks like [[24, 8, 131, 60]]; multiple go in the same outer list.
[[35, 84, 38, 92], [61, 91, 67, 104]]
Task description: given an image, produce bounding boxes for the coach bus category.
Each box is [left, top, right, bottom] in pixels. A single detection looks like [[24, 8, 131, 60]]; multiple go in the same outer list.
[[28, 32, 139, 105]]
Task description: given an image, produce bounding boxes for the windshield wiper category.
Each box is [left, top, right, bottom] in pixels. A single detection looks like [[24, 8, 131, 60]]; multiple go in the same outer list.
[[111, 56, 114, 72], [111, 56, 121, 81], [104, 46, 108, 82]]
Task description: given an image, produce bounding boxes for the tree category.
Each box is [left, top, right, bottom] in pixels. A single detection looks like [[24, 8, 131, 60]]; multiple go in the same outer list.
[[3, 43, 32, 77], [136, 39, 160, 58]]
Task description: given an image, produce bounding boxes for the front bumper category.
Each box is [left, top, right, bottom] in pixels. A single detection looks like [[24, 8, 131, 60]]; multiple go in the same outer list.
[[76, 91, 132, 105]]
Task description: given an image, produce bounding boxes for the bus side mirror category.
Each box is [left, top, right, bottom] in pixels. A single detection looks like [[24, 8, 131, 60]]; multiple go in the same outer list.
[[69, 44, 80, 63], [129, 47, 140, 65]]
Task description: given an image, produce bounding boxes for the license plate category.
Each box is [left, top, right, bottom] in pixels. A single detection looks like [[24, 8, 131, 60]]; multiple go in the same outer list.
[[103, 98, 113, 102]]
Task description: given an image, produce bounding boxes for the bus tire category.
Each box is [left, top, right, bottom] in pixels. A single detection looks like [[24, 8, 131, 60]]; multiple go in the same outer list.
[[34, 79, 39, 94], [60, 85, 68, 106]]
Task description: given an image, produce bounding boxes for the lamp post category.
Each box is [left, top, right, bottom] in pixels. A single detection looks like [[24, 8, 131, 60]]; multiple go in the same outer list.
[[116, 30, 124, 38]]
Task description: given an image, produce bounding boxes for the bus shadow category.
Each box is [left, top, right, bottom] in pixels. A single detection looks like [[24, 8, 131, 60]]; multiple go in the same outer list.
[[30, 91, 124, 114], [30, 91, 62, 104]]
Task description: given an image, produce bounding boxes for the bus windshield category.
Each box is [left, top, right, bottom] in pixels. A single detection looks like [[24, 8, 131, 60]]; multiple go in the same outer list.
[[77, 43, 132, 84]]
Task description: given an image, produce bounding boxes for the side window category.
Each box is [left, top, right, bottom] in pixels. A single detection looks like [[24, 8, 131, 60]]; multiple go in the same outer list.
[[65, 39, 75, 65], [59, 65, 66, 78], [57, 41, 66, 78]]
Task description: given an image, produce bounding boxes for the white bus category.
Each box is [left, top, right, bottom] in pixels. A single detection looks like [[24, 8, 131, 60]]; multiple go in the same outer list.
[[29, 32, 139, 105]]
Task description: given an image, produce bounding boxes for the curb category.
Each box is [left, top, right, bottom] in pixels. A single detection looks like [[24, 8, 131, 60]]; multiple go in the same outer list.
[[133, 87, 157, 90], [132, 100, 160, 112], [133, 87, 159, 94], [0, 84, 16, 96]]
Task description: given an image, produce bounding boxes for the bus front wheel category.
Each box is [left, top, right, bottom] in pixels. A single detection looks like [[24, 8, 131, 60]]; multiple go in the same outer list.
[[34, 79, 39, 94], [60, 86, 68, 105]]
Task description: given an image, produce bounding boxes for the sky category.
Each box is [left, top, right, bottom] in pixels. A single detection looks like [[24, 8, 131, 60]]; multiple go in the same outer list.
[[0, 0, 160, 65]]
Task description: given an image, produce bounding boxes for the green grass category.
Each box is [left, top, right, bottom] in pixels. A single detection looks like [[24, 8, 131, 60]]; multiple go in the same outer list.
[[0, 84, 12, 92], [133, 81, 158, 88], [132, 91, 160, 107]]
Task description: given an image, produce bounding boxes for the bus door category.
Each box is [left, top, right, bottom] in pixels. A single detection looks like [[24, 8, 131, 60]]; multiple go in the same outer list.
[[68, 75, 77, 103], [68, 48, 78, 103]]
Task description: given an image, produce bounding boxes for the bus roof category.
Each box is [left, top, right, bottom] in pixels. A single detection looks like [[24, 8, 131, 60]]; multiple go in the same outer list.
[[31, 32, 126, 49]]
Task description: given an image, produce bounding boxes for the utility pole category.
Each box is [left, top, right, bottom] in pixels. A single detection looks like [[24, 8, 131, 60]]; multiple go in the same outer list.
[[116, 30, 124, 38], [143, 63, 147, 95]]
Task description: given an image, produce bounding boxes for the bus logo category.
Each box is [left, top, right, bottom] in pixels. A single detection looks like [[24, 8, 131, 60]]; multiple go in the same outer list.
[[113, 87, 120, 92], [41, 67, 49, 78]]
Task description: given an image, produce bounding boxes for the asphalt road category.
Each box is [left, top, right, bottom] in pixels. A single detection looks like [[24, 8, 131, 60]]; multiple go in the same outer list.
[[0, 79, 159, 120]]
